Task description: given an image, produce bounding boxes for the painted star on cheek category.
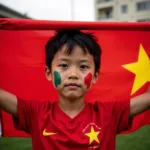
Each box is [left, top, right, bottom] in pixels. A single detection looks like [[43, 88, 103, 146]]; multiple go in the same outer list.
[[54, 71, 61, 87], [84, 73, 92, 89]]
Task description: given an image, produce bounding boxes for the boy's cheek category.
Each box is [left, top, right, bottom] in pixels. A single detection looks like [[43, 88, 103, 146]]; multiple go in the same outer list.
[[53, 71, 62, 87], [53, 71, 93, 89], [84, 73, 92, 89]]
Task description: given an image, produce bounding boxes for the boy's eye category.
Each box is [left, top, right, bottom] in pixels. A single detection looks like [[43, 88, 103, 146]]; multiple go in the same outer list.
[[59, 64, 68, 68], [80, 65, 89, 69]]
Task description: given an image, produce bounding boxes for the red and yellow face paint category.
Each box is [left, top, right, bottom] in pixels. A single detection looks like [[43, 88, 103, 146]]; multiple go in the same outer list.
[[84, 73, 92, 89]]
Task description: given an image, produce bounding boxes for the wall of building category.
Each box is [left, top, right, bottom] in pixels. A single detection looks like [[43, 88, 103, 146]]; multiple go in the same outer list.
[[95, 0, 150, 22]]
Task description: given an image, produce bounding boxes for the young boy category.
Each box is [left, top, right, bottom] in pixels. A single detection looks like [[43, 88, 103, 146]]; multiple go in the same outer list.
[[0, 30, 150, 150]]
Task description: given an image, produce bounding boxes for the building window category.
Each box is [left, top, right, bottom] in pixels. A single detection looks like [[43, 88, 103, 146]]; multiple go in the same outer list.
[[104, 0, 112, 2], [105, 9, 112, 18], [137, 18, 150, 22], [97, 0, 112, 4], [121, 5, 128, 13], [137, 1, 150, 11]]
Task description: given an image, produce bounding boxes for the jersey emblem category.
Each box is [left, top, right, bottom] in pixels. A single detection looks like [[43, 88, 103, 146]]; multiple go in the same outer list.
[[82, 122, 101, 149], [43, 129, 57, 136], [85, 126, 100, 144]]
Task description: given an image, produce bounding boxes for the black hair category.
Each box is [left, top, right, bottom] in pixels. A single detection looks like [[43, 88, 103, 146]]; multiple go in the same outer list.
[[45, 30, 102, 73]]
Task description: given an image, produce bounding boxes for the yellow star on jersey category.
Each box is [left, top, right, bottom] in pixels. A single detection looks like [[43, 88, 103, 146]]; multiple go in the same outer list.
[[85, 126, 100, 144], [122, 44, 150, 95]]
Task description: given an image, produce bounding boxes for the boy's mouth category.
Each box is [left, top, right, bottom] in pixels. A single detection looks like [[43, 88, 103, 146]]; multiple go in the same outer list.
[[65, 83, 80, 88]]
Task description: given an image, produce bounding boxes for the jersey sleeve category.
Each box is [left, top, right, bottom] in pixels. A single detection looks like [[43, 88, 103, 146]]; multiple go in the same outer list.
[[12, 97, 40, 134], [113, 99, 132, 133], [97, 98, 132, 134]]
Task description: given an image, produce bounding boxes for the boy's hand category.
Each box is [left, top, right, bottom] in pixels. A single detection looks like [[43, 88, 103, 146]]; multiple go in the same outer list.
[[130, 85, 150, 118]]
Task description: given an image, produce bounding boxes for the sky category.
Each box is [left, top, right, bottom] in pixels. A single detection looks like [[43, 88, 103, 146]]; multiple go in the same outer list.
[[0, 0, 95, 21]]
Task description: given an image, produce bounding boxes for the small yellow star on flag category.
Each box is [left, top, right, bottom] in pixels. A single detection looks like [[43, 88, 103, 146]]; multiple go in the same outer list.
[[122, 44, 150, 95], [85, 126, 100, 144]]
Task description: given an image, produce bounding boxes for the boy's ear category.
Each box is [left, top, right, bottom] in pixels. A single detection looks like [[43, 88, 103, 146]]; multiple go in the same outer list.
[[45, 66, 52, 81], [92, 71, 99, 84]]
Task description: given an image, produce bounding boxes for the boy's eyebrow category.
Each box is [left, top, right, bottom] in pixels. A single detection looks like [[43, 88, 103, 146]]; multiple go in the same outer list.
[[57, 58, 70, 62], [57, 58, 91, 63], [80, 59, 91, 63]]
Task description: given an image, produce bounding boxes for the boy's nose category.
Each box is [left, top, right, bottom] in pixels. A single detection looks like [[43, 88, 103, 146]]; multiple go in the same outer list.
[[68, 73, 78, 79], [68, 68, 79, 79]]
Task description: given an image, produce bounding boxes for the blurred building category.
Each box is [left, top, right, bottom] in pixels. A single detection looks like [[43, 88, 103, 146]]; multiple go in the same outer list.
[[0, 4, 30, 18], [95, 0, 150, 22]]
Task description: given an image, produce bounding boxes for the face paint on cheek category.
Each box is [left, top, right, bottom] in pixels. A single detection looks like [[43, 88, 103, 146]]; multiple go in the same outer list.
[[84, 73, 92, 89], [54, 71, 61, 87]]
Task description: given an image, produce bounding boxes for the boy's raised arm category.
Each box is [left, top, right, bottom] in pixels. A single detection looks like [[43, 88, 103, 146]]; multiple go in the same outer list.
[[0, 89, 18, 117], [130, 87, 150, 118]]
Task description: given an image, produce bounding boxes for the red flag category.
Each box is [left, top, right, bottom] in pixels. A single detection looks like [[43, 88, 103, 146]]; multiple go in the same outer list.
[[0, 18, 150, 137]]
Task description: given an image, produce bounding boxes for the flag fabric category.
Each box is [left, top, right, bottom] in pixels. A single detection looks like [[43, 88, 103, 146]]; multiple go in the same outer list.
[[0, 18, 150, 137]]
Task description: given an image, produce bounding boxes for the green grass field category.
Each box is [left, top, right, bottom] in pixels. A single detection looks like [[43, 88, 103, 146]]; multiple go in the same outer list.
[[0, 125, 150, 150]]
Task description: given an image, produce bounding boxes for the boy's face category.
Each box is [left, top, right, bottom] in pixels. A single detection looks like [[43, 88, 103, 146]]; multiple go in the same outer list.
[[45, 45, 99, 100]]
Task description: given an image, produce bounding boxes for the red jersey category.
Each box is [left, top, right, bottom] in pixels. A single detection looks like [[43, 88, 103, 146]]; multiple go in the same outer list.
[[13, 98, 131, 150]]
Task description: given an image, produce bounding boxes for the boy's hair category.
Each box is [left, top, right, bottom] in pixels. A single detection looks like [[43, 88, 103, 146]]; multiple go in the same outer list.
[[45, 30, 102, 74]]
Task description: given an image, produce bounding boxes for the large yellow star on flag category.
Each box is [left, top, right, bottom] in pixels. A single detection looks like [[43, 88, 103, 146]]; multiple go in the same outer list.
[[85, 126, 100, 144], [122, 44, 150, 95]]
